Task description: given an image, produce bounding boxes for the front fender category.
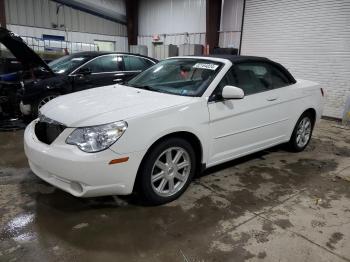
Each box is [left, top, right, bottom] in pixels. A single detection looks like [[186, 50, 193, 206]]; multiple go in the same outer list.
[[110, 99, 210, 163], [22, 76, 72, 104]]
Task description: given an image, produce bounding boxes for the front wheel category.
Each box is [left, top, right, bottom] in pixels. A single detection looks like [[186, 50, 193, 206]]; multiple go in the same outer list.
[[288, 112, 314, 152], [137, 137, 196, 205], [32, 92, 60, 118]]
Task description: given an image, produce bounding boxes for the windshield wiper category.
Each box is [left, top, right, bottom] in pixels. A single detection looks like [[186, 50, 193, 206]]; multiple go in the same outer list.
[[135, 85, 153, 90], [126, 83, 172, 94], [127, 83, 154, 91]]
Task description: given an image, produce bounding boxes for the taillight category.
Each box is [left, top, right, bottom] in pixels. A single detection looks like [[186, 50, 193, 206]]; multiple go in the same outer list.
[[320, 88, 324, 97]]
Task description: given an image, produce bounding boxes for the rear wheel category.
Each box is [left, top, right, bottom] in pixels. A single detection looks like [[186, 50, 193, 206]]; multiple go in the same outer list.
[[288, 112, 314, 152], [138, 137, 196, 205]]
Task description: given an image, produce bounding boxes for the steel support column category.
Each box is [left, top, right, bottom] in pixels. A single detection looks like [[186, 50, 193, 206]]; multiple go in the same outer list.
[[126, 0, 139, 46], [0, 0, 6, 28], [206, 0, 222, 54]]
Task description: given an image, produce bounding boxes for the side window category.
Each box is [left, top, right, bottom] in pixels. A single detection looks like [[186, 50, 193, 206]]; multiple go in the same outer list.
[[80, 57, 104, 73], [143, 59, 155, 68], [81, 55, 121, 73], [232, 62, 292, 95], [100, 55, 122, 72], [123, 56, 150, 71], [232, 63, 271, 95], [269, 65, 291, 88]]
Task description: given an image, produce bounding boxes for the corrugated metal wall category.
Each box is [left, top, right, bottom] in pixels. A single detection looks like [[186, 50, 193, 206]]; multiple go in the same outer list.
[[139, 0, 205, 35], [241, 0, 350, 118], [4, 0, 128, 51], [138, 0, 206, 57], [6, 24, 128, 52], [219, 0, 244, 49], [138, 33, 206, 58], [5, 0, 127, 36]]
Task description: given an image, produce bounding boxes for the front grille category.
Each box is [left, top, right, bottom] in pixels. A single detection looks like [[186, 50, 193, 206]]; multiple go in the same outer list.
[[35, 120, 66, 145]]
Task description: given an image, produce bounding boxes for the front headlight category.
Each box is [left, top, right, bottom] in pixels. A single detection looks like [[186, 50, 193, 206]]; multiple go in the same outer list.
[[66, 121, 127, 153]]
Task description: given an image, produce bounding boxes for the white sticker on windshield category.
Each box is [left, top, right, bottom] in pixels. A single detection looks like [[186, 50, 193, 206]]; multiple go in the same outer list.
[[193, 63, 219, 70]]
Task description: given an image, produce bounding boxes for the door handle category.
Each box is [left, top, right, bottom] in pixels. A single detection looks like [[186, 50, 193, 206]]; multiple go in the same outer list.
[[266, 97, 279, 101], [113, 78, 123, 83]]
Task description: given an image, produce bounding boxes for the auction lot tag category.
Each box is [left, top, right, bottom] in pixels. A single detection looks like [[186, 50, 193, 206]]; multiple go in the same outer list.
[[193, 63, 219, 70]]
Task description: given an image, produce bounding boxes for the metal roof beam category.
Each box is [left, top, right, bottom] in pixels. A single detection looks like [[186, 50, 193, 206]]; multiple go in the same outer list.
[[53, 0, 127, 25]]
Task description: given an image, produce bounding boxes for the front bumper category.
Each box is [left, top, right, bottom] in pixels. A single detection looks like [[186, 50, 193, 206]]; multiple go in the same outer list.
[[24, 120, 145, 197]]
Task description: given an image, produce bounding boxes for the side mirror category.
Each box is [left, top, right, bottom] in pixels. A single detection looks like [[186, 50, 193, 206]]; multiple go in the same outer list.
[[77, 67, 92, 75], [222, 85, 244, 99]]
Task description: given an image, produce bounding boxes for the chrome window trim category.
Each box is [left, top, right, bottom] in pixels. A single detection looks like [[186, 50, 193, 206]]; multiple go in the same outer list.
[[69, 54, 155, 76], [122, 54, 156, 64], [77, 70, 142, 76], [69, 54, 120, 76]]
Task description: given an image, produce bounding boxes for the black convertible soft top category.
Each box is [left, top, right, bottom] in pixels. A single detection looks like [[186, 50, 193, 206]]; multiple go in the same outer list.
[[207, 54, 270, 63], [206, 54, 297, 84]]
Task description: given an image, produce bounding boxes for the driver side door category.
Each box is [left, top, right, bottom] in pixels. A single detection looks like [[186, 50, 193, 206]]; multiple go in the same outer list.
[[72, 54, 123, 92], [207, 63, 290, 167]]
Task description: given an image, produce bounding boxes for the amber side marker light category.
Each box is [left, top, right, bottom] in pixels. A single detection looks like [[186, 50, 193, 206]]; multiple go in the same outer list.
[[109, 157, 129, 165]]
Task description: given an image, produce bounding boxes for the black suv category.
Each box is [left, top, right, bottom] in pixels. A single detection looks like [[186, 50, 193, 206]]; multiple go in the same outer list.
[[0, 27, 157, 118]]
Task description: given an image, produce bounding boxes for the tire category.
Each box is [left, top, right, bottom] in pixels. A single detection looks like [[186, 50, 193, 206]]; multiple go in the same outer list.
[[32, 92, 60, 118], [288, 112, 315, 152], [137, 137, 196, 205]]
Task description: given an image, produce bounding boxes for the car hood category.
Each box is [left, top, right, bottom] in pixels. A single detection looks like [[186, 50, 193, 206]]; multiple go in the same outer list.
[[0, 27, 54, 74], [40, 84, 194, 127]]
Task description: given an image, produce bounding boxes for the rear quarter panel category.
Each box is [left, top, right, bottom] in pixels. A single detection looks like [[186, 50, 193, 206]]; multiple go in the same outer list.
[[286, 79, 324, 139]]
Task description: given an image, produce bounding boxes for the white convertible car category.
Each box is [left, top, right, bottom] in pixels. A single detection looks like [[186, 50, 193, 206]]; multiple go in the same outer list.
[[24, 55, 324, 204]]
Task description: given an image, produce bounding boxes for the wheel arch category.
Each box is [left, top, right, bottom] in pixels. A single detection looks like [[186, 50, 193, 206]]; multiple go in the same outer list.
[[288, 107, 317, 140], [299, 108, 317, 129], [303, 108, 316, 122], [133, 131, 204, 192]]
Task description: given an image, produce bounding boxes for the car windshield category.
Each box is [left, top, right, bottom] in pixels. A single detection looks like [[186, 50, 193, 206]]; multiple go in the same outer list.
[[48, 55, 91, 74], [127, 58, 223, 96]]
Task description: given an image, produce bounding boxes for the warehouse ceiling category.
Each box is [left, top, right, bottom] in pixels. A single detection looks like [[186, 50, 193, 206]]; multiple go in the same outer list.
[[53, 0, 127, 24]]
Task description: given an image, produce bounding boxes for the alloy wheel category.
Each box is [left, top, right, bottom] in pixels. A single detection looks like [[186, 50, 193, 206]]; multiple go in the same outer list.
[[296, 117, 312, 148], [38, 95, 58, 110], [151, 147, 191, 197]]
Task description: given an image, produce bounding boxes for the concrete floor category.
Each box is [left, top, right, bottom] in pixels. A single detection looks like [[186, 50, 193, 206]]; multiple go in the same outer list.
[[0, 119, 350, 262]]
